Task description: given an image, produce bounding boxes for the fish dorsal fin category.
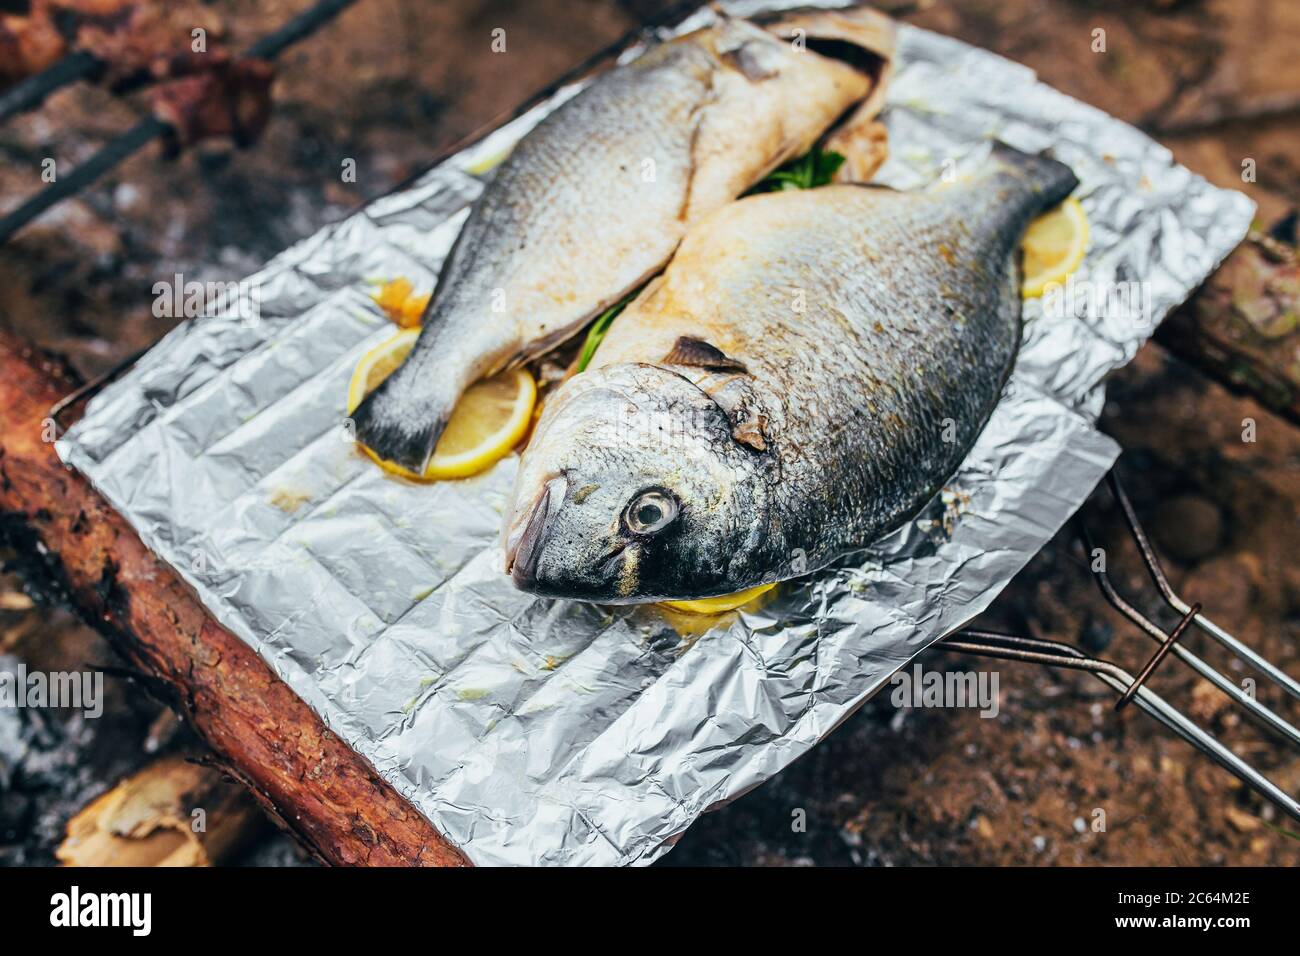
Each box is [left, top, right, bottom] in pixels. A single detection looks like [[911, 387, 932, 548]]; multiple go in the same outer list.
[[662, 336, 748, 373]]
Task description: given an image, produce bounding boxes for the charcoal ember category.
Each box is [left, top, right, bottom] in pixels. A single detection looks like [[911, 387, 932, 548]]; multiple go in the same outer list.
[[0, 700, 26, 791], [0, 652, 149, 865]]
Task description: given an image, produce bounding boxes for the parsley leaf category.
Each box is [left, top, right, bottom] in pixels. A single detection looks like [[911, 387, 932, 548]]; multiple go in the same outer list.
[[750, 146, 846, 193]]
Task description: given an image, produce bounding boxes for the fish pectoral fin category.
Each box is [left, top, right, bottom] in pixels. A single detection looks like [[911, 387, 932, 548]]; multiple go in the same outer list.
[[731, 415, 767, 452], [662, 335, 748, 373], [698, 371, 770, 454]]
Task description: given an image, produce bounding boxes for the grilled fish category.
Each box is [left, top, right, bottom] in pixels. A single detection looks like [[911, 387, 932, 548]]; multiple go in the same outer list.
[[351, 7, 895, 472], [503, 144, 1080, 602]]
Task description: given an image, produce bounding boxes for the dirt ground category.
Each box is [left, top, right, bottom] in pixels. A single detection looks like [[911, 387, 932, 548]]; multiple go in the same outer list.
[[1, 0, 1298, 866]]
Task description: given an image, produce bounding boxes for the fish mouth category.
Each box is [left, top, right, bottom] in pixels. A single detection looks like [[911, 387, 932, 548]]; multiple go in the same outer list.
[[506, 475, 566, 589]]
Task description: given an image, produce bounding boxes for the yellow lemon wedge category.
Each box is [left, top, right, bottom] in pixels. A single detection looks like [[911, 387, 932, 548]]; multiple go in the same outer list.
[[1020, 196, 1089, 298], [660, 582, 777, 616], [348, 330, 536, 481], [348, 328, 420, 414]]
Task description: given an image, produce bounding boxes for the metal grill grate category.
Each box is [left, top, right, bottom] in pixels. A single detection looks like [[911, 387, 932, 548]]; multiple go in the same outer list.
[[0, 0, 359, 245], [944, 470, 1300, 824]]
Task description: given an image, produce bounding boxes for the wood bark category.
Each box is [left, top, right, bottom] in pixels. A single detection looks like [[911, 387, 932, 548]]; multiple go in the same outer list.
[[0, 332, 468, 867], [1156, 231, 1300, 427]]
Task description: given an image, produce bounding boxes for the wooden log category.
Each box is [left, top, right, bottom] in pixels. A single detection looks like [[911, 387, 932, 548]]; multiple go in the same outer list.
[[1156, 230, 1300, 427], [0, 331, 468, 867], [57, 755, 264, 867]]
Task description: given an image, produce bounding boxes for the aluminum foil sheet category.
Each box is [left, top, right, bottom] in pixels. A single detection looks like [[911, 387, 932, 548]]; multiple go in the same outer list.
[[57, 2, 1254, 865]]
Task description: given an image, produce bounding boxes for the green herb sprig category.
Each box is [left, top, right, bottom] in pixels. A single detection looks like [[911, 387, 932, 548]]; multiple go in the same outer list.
[[575, 290, 639, 373], [749, 146, 846, 193]]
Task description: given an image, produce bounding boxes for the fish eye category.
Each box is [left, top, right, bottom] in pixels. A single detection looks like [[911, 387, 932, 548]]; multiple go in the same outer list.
[[624, 488, 678, 536]]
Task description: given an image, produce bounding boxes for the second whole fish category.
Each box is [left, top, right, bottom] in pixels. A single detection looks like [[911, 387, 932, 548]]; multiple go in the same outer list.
[[350, 6, 895, 473]]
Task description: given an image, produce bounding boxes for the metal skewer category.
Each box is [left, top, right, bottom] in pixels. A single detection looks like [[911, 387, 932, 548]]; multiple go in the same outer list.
[[0, 51, 101, 124], [1106, 472, 1300, 702], [941, 468, 1300, 824]]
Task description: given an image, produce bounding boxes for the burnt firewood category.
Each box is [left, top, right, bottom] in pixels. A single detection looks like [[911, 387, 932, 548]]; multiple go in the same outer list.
[[0, 332, 468, 867], [57, 755, 263, 867], [1156, 230, 1300, 427]]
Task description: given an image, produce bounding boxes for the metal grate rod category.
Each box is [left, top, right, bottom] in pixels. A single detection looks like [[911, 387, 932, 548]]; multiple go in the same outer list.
[[1077, 493, 1300, 747], [0, 51, 101, 124], [1106, 471, 1300, 701], [940, 467, 1300, 824], [944, 630, 1300, 822], [0, 0, 359, 246]]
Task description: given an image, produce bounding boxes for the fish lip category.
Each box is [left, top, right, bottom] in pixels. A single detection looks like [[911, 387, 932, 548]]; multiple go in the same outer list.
[[507, 476, 566, 588], [504, 471, 561, 560]]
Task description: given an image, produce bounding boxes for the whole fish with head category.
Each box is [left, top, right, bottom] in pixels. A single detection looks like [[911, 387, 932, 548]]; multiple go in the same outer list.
[[503, 143, 1080, 602]]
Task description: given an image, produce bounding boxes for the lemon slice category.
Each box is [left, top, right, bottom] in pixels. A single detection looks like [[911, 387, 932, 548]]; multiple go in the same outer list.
[[427, 368, 536, 479], [1021, 197, 1088, 298], [661, 582, 777, 616], [348, 330, 536, 481], [348, 328, 420, 413]]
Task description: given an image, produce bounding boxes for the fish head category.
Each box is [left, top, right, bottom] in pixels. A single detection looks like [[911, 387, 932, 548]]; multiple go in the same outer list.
[[503, 363, 769, 603]]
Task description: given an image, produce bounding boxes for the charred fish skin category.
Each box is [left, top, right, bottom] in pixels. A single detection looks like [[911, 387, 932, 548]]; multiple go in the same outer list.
[[504, 144, 1080, 603], [350, 8, 895, 473]]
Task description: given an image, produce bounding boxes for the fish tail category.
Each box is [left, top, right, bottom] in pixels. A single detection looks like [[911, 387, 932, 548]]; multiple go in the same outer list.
[[350, 371, 447, 475], [987, 141, 1080, 210]]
